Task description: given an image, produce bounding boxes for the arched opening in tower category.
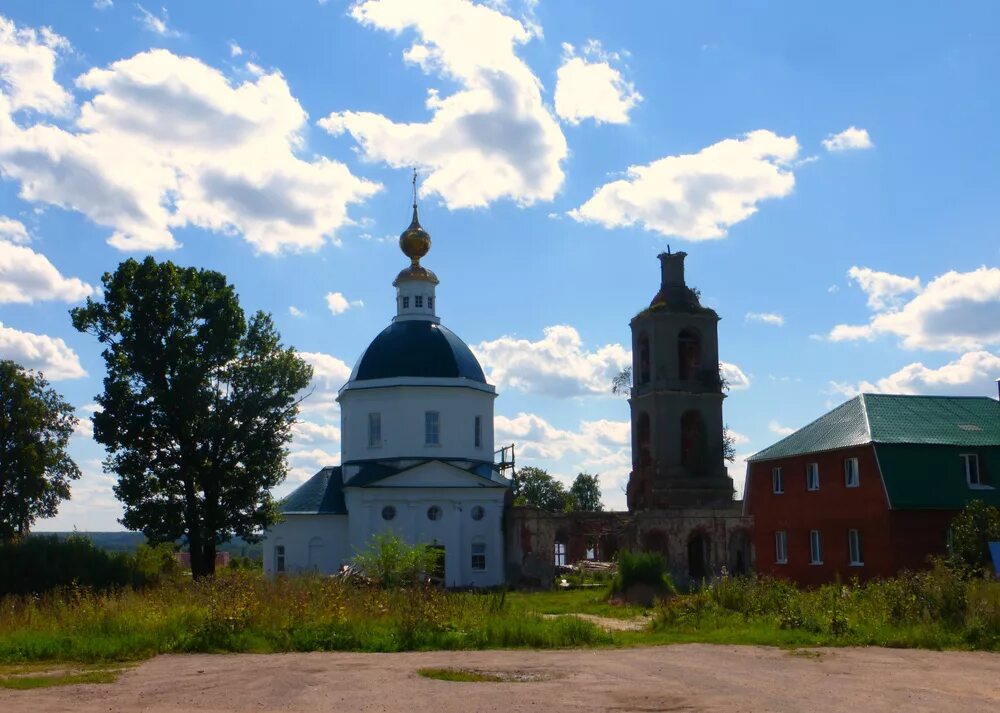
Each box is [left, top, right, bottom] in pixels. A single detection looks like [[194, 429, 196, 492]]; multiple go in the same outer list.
[[680, 410, 706, 473], [638, 333, 651, 384], [637, 412, 652, 466], [677, 328, 701, 381]]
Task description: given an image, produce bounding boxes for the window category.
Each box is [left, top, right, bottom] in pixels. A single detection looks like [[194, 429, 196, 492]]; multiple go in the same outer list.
[[381, 505, 396, 521], [368, 412, 381, 448], [402, 296, 409, 309], [428, 296, 434, 310], [961, 454, 982, 487], [415, 295, 423, 308], [274, 545, 285, 573], [474, 415, 482, 448], [554, 541, 566, 567], [809, 530, 823, 564], [848, 529, 863, 566], [806, 463, 820, 491], [470, 505, 485, 521], [844, 457, 859, 488], [427, 505, 442, 521], [471, 541, 486, 571], [425, 411, 440, 445], [774, 531, 787, 564], [771, 467, 784, 494]]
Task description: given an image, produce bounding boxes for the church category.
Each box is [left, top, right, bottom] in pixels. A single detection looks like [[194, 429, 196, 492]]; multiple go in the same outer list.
[[261, 201, 509, 587]]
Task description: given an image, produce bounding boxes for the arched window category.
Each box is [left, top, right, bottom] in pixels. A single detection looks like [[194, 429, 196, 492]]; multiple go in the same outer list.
[[681, 410, 706, 472], [643, 529, 669, 558], [637, 412, 652, 466], [638, 333, 651, 384], [678, 328, 701, 381], [688, 531, 711, 581]]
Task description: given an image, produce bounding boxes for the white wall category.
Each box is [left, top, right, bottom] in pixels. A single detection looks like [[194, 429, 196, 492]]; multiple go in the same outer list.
[[262, 514, 350, 576], [340, 384, 496, 463]]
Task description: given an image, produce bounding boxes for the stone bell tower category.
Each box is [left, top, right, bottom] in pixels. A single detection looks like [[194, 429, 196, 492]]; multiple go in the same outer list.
[[626, 251, 735, 510]]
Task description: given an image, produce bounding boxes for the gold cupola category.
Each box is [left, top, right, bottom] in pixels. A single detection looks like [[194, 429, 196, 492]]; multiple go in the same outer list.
[[394, 202, 439, 286]]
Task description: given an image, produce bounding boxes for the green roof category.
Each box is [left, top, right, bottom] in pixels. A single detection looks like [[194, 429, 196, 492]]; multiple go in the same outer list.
[[750, 394, 1000, 462], [279, 467, 346, 514]]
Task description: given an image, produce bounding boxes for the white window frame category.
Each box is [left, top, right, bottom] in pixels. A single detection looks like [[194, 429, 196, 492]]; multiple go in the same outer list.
[[809, 530, 823, 565], [961, 453, 982, 487], [402, 296, 409, 309], [425, 411, 440, 445], [474, 415, 482, 449], [274, 544, 285, 573], [368, 412, 381, 448], [554, 541, 567, 567], [428, 296, 434, 310], [471, 541, 486, 571], [771, 467, 784, 494], [414, 295, 423, 308], [848, 529, 864, 566], [774, 531, 787, 564], [806, 462, 820, 491], [844, 457, 860, 488]]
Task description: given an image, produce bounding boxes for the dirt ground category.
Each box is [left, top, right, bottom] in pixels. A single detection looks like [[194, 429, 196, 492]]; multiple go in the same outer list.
[[2, 644, 998, 713]]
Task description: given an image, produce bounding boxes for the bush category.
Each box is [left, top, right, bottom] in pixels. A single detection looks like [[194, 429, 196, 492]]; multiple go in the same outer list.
[[949, 500, 1000, 574], [0, 535, 141, 595], [610, 550, 677, 598], [351, 531, 442, 588]]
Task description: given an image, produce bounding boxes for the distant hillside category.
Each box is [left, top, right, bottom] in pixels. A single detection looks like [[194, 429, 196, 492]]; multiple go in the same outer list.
[[34, 532, 263, 559]]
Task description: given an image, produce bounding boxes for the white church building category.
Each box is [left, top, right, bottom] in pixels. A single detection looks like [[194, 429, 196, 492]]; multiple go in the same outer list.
[[261, 201, 509, 587]]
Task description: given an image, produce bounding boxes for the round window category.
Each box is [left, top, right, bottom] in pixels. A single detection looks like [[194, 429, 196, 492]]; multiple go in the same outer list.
[[471, 505, 485, 521], [427, 505, 442, 521], [381, 505, 396, 521]]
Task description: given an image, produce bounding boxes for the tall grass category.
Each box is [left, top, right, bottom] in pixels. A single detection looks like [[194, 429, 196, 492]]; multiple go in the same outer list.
[[0, 571, 610, 663]]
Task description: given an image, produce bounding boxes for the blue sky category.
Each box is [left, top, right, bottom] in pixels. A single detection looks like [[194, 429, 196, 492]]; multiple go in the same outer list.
[[1, 1, 998, 530]]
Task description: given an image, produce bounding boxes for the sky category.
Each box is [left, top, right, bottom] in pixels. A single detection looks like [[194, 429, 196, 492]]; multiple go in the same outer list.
[[1, 0, 998, 531]]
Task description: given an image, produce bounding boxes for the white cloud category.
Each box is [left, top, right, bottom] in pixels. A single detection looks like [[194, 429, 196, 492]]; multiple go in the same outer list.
[[292, 420, 341, 444], [0, 46, 380, 253], [73, 416, 94, 440], [0, 15, 73, 115], [288, 305, 305, 318], [94, 0, 114, 9], [474, 325, 630, 397], [721, 361, 751, 391], [289, 447, 339, 468], [326, 291, 364, 315], [768, 420, 795, 436], [0, 216, 29, 243], [0, 240, 94, 303], [135, 5, 180, 37], [728, 453, 752, 499], [319, 0, 567, 209], [829, 350, 1000, 397], [569, 130, 800, 239], [554, 40, 641, 126], [745, 311, 784, 326], [0, 321, 86, 379], [300, 350, 352, 389], [728, 430, 751, 446], [229, 41, 243, 57], [847, 265, 920, 311], [828, 266, 1000, 351], [822, 126, 873, 152]]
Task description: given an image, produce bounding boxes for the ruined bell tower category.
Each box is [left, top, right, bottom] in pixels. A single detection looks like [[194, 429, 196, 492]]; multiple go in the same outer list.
[[626, 251, 735, 510]]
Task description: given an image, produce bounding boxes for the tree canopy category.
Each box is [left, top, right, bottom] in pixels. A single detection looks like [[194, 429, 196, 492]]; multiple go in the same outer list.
[[511, 467, 605, 512], [71, 257, 312, 577], [0, 361, 80, 540], [569, 472, 604, 512]]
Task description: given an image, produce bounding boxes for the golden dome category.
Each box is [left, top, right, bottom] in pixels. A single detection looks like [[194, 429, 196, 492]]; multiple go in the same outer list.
[[399, 205, 431, 265], [393, 264, 439, 286]]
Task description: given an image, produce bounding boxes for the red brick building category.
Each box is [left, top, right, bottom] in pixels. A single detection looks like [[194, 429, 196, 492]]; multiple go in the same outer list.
[[745, 394, 1000, 586]]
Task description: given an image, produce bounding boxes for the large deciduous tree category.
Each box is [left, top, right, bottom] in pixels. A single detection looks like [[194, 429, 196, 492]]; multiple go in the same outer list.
[[71, 258, 312, 578], [512, 466, 572, 512], [0, 361, 80, 540], [569, 472, 604, 512]]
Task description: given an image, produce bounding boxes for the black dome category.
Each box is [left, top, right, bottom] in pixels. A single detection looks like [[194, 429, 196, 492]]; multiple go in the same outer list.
[[350, 320, 487, 383]]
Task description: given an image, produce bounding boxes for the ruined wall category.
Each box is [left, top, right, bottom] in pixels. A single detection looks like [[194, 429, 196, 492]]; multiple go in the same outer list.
[[505, 506, 753, 588]]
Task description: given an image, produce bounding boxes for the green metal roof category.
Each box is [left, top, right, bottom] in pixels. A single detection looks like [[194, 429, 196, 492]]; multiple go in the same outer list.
[[279, 467, 346, 514], [750, 394, 1000, 462]]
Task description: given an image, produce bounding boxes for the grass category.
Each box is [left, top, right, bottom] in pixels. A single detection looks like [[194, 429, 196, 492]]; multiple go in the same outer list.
[[417, 667, 510, 683], [0, 661, 130, 689], [0, 564, 996, 668]]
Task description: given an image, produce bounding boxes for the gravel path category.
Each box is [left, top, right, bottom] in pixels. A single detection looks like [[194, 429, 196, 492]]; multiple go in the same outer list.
[[2, 644, 998, 712]]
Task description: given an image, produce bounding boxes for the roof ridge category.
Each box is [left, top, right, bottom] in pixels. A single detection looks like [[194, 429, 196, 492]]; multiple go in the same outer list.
[[859, 393, 873, 442]]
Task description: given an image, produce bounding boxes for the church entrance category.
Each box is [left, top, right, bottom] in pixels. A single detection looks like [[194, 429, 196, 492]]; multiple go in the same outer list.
[[687, 532, 710, 583]]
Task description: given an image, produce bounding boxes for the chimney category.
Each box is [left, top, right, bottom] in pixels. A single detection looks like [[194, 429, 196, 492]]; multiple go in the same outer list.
[[657, 250, 688, 290]]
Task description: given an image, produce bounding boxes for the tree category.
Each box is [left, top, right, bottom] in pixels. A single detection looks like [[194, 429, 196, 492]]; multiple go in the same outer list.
[[569, 472, 604, 511], [511, 466, 570, 511], [722, 425, 737, 464], [71, 257, 312, 578], [611, 366, 632, 397], [950, 500, 1000, 574], [0, 361, 80, 540]]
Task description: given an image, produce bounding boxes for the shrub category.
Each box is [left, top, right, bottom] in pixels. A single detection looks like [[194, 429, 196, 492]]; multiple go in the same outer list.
[[610, 550, 677, 597], [949, 501, 1000, 575], [351, 531, 442, 588], [0, 535, 140, 595]]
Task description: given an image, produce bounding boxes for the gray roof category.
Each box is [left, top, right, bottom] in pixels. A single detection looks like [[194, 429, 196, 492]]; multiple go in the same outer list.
[[279, 467, 346, 514], [344, 459, 505, 487], [749, 394, 1000, 462]]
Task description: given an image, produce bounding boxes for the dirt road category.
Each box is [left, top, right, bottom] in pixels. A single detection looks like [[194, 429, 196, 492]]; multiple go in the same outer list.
[[3, 644, 998, 712]]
